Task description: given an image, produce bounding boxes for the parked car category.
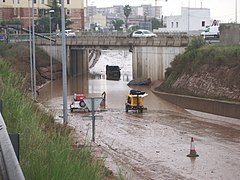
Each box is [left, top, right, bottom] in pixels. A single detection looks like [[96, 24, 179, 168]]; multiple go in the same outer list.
[[128, 29, 157, 38], [57, 29, 76, 37], [201, 25, 219, 39]]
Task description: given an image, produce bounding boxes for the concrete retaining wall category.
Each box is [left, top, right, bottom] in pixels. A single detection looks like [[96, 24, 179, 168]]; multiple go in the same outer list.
[[132, 46, 186, 81], [40, 45, 63, 63], [154, 91, 240, 119], [220, 23, 240, 45]]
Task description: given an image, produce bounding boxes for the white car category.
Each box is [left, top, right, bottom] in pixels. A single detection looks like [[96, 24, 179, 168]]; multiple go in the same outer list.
[[57, 30, 76, 37], [129, 29, 157, 38]]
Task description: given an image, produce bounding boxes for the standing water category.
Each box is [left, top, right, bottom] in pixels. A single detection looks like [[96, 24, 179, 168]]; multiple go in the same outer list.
[[38, 50, 181, 112]]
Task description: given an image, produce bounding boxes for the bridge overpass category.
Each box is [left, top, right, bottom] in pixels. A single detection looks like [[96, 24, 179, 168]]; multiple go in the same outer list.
[[35, 34, 192, 81]]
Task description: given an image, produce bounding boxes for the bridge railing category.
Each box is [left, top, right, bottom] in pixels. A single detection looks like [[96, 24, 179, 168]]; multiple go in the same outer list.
[[0, 100, 25, 180], [35, 34, 191, 48]]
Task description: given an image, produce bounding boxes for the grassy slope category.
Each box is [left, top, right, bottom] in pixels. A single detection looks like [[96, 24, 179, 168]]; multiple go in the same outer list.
[[0, 43, 111, 179]]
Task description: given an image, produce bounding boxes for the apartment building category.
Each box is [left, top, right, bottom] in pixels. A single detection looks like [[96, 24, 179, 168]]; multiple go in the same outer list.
[[85, 4, 163, 31], [0, 0, 84, 31]]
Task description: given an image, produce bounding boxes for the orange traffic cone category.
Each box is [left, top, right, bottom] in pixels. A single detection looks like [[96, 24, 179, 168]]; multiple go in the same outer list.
[[187, 137, 199, 157]]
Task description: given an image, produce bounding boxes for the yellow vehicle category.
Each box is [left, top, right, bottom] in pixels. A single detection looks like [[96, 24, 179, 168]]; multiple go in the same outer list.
[[125, 90, 148, 113]]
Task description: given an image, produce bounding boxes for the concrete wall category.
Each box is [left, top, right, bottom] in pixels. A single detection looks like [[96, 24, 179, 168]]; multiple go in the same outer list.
[[40, 45, 63, 63], [220, 23, 240, 45], [154, 91, 240, 119], [39, 45, 89, 77], [132, 46, 186, 81]]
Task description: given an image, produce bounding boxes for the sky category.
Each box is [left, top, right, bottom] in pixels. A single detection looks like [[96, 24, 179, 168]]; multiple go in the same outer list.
[[88, 0, 239, 23]]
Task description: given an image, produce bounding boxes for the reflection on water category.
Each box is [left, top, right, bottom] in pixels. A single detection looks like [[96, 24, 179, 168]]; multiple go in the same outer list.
[[38, 73, 132, 107], [38, 73, 183, 112]]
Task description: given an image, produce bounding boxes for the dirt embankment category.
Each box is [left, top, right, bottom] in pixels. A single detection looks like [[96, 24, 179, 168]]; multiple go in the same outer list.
[[0, 43, 62, 89], [160, 64, 240, 102]]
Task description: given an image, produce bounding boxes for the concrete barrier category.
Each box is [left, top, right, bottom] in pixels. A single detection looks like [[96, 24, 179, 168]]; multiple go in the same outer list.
[[152, 90, 240, 119]]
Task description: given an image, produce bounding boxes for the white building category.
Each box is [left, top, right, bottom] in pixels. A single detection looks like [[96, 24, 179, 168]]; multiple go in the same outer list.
[[163, 7, 211, 33]]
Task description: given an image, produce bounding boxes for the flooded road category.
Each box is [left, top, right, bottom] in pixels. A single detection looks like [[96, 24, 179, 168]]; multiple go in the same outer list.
[[39, 50, 240, 180]]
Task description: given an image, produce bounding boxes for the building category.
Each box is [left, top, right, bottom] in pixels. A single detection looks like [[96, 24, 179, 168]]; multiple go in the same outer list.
[[84, 4, 163, 31], [0, 0, 84, 31], [162, 7, 210, 33]]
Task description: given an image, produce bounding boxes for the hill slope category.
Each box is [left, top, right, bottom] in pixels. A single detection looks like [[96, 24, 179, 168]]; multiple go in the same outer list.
[[157, 39, 240, 102], [0, 42, 62, 90]]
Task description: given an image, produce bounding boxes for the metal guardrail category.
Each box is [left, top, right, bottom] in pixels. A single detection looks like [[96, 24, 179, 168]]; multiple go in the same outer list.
[[0, 100, 25, 180]]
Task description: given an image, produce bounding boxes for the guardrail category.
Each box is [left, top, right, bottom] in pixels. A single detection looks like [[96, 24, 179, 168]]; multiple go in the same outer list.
[[0, 100, 25, 180]]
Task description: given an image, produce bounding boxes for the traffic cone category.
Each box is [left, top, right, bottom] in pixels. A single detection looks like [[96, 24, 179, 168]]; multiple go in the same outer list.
[[187, 137, 199, 157]]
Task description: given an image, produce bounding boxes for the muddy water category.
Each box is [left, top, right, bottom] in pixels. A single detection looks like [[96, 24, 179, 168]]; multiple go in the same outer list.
[[38, 73, 185, 113], [38, 50, 240, 180]]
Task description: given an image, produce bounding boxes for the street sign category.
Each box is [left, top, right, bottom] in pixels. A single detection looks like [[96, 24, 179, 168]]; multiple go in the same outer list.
[[82, 97, 103, 142], [83, 97, 103, 111]]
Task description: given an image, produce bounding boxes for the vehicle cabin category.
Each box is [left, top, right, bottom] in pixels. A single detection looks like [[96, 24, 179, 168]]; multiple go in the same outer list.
[[201, 25, 219, 39]]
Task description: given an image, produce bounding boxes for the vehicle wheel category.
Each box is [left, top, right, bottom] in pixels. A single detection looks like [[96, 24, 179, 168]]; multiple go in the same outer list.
[[125, 106, 128, 112], [140, 109, 143, 113], [79, 100, 86, 107], [70, 108, 73, 113]]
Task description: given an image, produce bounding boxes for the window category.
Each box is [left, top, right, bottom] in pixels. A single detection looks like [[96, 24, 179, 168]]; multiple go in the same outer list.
[[66, 9, 70, 15], [176, 22, 179, 28], [41, 0, 44, 4], [202, 21, 205, 27], [171, 22, 174, 28], [14, 8, 17, 16], [34, 8, 38, 15], [67, 0, 70, 4]]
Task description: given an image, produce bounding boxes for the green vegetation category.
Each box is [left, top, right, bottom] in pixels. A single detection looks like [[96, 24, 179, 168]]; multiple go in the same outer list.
[[0, 47, 111, 179], [163, 37, 240, 88], [112, 19, 125, 31], [123, 5, 132, 28], [35, 0, 72, 33]]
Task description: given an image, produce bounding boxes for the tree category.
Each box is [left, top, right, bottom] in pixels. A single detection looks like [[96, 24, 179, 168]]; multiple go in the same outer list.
[[123, 5, 132, 28], [112, 19, 124, 31], [151, 18, 161, 30], [35, 0, 72, 33]]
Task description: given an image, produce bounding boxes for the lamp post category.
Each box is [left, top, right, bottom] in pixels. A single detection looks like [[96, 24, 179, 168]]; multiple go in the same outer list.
[[49, 9, 54, 97], [188, 0, 190, 32], [61, 0, 68, 124], [144, 11, 147, 29], [32, 0, 37, 100], [236, 0, 238, 23], [28, 0, 33, 99]]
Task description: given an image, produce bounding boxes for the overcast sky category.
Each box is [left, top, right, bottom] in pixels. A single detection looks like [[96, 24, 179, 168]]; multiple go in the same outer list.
[[88, 0, 239, 23]]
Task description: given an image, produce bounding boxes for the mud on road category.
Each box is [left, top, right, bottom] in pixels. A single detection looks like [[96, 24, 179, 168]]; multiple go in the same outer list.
[[44, 97, 240, 180]]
